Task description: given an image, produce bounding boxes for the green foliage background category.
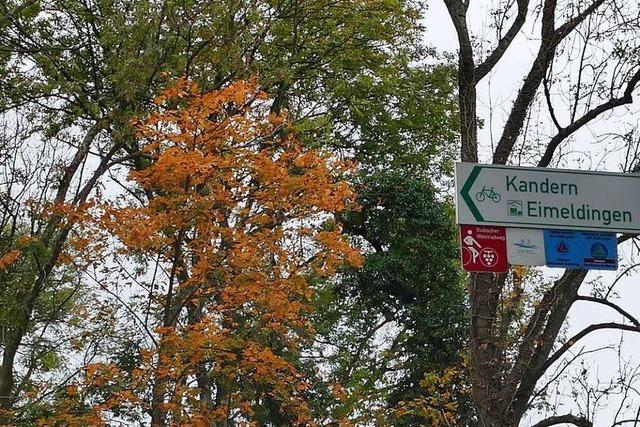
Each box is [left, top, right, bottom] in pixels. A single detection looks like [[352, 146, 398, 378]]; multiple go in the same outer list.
[[0, 0, 469, 423]]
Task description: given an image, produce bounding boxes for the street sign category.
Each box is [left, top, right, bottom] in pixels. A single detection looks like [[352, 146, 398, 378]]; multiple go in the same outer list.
[[460, 225, 508, 273], [455, 162, 640, 233], [506, 228, 545, 266], [543, 230, 617, 270]]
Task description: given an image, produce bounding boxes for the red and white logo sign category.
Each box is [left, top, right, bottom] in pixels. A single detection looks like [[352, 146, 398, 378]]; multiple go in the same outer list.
[[460, 225, 508, 272]]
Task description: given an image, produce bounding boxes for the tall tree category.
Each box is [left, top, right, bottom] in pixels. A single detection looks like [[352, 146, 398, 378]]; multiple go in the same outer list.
[[0, 0, 461, 421], [443, 0, 640, 425], [310, 170, 472, 425], [38, 78, 362, 426]]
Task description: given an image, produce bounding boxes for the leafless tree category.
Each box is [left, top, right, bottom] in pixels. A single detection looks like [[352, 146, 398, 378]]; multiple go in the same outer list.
[[443, 0, 640, 425]]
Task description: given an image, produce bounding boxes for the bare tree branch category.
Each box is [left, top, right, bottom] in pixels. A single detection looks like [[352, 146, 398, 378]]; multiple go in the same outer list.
[[445, 0, 640, 423], [492, 0, 559, 164], [508, 269, 587, 419], [618, 234, 637, 245], [555, 0, 607, 40], [538, 68, 640, 167], [611, 419, 640, 426], [576, 295, 640, 328], [474, 0, 530, 83], [531, 414, 592, 427], [493, 0, 609, 164], [543, 62, 563, 132], [534, 323, 640, 384]]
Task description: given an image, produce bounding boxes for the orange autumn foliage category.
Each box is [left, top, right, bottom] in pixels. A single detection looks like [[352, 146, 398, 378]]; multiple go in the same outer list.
[[49, 78, 361, 425], [0, 249, 21, 271]]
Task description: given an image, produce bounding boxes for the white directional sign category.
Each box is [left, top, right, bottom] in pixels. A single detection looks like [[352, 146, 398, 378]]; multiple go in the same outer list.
[[455, 162, 640, 233]]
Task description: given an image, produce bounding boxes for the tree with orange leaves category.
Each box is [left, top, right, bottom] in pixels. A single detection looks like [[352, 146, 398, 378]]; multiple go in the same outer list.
[[39, 78, 361, 426]]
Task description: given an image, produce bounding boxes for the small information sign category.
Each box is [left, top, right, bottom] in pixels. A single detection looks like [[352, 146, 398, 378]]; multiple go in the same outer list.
[[582, 232, 617, 270], [543, 230, 617, 270], [543, 230, 582, 269], [460, 225, 508, 273], [506, 228, 545, 266]]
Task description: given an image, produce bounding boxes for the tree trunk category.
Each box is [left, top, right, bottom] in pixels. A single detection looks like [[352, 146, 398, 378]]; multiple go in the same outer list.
[[0, 335, 20, 423], [151, 337, 169, 427]]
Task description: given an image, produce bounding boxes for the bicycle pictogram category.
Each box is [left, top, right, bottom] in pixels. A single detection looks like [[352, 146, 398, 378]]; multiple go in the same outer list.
[[475, 185, 501, 203], [462, 231, 482, 266], [460, 226, 508, 272], [461, 230, 500, 268]]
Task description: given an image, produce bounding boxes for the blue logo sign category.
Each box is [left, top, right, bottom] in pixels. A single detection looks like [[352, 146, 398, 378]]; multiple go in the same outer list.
[[543, 230, 617, 270], [583, 232, 617, 269], [544, 230, 581, 268]]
